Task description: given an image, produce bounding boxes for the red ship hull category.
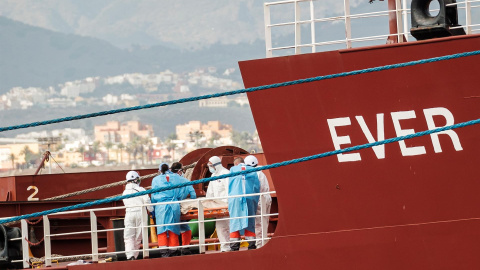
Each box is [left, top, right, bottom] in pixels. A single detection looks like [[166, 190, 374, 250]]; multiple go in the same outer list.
[[70, 35, 480, 269], [238, 34, 480, 269], [3, 35, 480, 270]]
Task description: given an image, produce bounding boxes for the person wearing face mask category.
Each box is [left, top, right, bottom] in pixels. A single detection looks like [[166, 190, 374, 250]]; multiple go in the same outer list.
[[244, 155, 272, 248], [205, 156, 231, 252], [151, 164, 182, 257], [122, 171, 154, 260], [171, 162, 197, 255], [228, 157, 260, 251]]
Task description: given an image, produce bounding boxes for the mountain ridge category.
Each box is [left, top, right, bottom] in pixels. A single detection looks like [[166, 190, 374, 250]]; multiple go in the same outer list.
[[0, 15, 265, 91]]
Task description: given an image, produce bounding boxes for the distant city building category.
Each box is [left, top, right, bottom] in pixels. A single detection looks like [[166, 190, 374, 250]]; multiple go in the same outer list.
[[47, 98, 76, 108], [124, 73, 144, 87], [173, 81, 190, 93], [176, 120, 232, 142], [94, 121, 154, 144], [104, 75, 126, 85], [103, 94, 119, 105], [234, 96, 249, 106], [198, 96, 249, 107], [198, 97, 229, 108], [223, 68, 236, 76], [16, 128, 87, 143], [55, 151, 84, 167], [2, 67, 241, 111], [0, 142, 40, 170], [60, 79, 96, 98]]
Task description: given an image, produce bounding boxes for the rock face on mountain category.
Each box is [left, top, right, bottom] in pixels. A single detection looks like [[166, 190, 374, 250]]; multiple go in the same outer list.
[[0, 0, 266, 50], [0, 15, 265, 91], [0, 16, 153, 90], [0, 0, 368, 89]]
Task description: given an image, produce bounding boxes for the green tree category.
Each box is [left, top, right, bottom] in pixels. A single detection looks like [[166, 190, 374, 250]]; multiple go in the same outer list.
[[91, 141, 101, 164], [9, 153, 15, 170], [231, 130, 254, 151], [127, 138, 140, 164], [141, 137, 153, 165], [20, 146, 33, 166], [166, 133, 178, 160], [78, 146, 86, 161], [207, 132, 221, 148], [117, 143, 125, 164], [188, 130, 205, 148], [104, 141, 114, 163], [125, 143, 134, 165], [167, 133, 178, 141]]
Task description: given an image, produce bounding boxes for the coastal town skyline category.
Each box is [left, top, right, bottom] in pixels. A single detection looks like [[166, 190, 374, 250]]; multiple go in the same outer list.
[[0, 119, 262, 175]]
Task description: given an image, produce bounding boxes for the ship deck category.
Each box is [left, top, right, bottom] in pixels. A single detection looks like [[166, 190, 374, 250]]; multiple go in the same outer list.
[[23, 248, 242, 270]]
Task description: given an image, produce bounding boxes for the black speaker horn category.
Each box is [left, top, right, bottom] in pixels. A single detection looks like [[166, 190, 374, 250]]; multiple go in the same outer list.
[[411, 0, 466, 40], [0, 225, 8, 265], [0, 224, 22, 268]]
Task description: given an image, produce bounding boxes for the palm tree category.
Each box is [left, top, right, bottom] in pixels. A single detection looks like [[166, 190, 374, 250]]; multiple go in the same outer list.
[[104, 141, 113, 163], [207, 132, 221, 148], [189, 130, 205, 148], [140, 137, 152, 165], [20, 146, 33, 167], [166, 134, 177, 161], [147, 140, 154, 164], [128, 138, 140, 165], [126, 142, 136, 165], [117, 143, 125, 164], [167, 133, 178, 141], [91, 141, 101, 164], [78, 146, 86, 161], [9, 153, 15, 170], [136, 138, 146, 166], [231, 130, 254, 151]]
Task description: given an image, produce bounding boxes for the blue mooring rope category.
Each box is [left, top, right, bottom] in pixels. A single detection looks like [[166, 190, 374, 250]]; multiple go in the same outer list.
[[0, 49, 479, 133], [1, 117, 478, 224]]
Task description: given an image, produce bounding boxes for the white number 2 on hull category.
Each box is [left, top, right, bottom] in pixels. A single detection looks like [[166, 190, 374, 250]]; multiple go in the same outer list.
[[27, 186, 39, 201]]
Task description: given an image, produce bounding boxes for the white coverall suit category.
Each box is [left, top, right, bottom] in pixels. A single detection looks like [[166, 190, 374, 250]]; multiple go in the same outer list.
[[122, 182, 154, 259], [255, 170, 272, 247], [206, 161, 231, 252]]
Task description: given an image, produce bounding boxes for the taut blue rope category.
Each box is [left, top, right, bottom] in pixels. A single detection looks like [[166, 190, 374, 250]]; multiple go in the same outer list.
[[0, 49, 479, 133], [1, 117, 478, 224]]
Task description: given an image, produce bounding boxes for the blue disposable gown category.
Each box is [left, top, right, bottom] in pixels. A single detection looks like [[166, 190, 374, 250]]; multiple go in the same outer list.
[[228, 164, 260, 233], [151, 173, 184, 235], [177, 176, 197, 232]]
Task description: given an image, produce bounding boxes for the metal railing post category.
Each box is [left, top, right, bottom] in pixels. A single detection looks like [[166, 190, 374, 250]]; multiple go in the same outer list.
[[264, 3, 273, 58], [466, 0, 472, 34], [295, 0, 302, 54], [197, 200, 205, 254], [260, 195, 267, 247], [402, 0, 409, 41], [344, 0, 352, 48], [20, 220, 29, 269], [395, 0, 404, 43], [90, 211, 98, 263], [310, 0, 316, 53], [141, 207, 149, 259], [43, 215, 51, 267]]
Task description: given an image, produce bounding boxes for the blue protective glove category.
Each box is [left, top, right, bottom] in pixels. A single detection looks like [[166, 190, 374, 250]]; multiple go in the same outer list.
[[150, 211, 155, 220]]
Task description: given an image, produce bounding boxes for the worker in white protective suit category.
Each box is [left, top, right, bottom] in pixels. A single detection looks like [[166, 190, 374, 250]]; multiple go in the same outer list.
[[244, 155, 272, 248], [205, 156, 231, 252], [122, 171, 154, 260]]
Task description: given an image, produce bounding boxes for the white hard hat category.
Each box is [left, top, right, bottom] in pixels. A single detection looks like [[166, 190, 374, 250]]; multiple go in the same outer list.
[[126, 171, 140, 182], [208, 156, 221, 166], [244, 155, 258, 167]]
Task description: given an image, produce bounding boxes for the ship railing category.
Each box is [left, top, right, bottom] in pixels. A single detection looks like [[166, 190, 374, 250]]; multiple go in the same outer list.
[[17, 191, 277, 268], [264, 0, 480, 57]]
